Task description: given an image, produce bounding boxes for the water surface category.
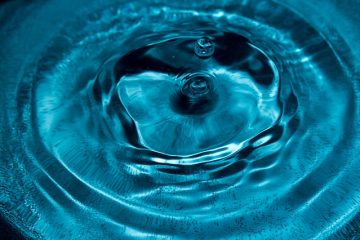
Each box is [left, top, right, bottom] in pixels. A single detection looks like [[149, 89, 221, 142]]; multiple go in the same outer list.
[[0, 0, 360, 239]]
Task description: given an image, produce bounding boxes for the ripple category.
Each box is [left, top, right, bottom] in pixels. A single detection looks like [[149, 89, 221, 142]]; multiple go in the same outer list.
[[1, 0, 360, 239]]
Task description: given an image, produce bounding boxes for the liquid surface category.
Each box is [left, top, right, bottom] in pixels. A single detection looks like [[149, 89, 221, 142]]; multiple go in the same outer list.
[[0, 0, 360, 239]]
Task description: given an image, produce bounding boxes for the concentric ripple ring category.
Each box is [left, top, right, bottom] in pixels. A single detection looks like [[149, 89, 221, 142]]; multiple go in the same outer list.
[[0, 0, 360, 239]]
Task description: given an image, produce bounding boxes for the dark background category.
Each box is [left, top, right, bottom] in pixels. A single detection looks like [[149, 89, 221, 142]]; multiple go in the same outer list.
[[0, 216, 25, 240]]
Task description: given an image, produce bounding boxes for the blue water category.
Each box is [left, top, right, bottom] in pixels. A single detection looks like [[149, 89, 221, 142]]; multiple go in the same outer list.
[[1, 0, 360, 239]]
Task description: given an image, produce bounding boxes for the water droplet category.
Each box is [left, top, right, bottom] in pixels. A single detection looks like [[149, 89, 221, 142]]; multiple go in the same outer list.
[[194, 37, 215, 58], [190, 79, 209, 95], [181, 73, 212, 97], [172, 73, 216, 115]]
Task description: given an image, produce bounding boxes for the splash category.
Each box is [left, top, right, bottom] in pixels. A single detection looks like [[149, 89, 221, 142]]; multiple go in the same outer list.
[[0, 0, 359, 239]]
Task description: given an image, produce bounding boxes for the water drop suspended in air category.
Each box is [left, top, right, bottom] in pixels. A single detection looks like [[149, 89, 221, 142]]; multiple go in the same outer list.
[[194, 37, 215, 58]]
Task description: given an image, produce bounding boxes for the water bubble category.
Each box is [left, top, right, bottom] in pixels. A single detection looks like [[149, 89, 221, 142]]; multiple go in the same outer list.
[[194, 37, 215, 58]]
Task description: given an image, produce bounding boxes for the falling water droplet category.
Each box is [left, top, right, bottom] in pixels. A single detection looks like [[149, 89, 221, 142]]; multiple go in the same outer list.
[[194, 37, 215, 58]]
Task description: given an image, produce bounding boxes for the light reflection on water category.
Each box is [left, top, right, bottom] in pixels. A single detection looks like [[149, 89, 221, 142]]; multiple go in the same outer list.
[[0, 0, 359, 239]]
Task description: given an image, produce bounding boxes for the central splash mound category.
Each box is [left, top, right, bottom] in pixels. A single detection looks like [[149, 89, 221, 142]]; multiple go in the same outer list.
[[97, 33, 283, 157]]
